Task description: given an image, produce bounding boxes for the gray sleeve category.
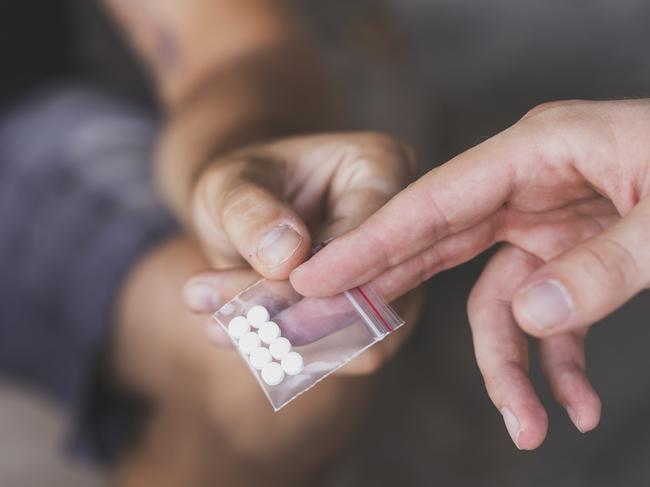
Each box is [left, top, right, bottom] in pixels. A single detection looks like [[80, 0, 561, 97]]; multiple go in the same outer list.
[[0, 86, 178, 463]]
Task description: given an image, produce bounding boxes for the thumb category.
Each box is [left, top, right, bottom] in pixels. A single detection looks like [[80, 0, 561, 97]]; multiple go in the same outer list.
[[512, 197, 650, 338], [193, 159, 311, 279]]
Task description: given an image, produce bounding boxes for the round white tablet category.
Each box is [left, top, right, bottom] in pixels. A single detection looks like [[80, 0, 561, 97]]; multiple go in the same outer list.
[[227, 316, 250, 339], [261, 362, 285, 386], [249, 346, 272, 370], [238, 331, 261, 354], [258, 321, 281, 344], [269, 337, 291, 360], [246, 305, 270, 327], [281, 352, 304, 376]]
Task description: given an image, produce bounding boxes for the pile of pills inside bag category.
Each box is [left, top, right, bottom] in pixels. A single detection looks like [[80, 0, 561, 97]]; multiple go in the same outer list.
[[227, 305, 304, 386]]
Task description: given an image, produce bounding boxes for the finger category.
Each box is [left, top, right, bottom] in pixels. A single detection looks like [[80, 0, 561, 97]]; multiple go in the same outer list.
[[512, 197, 650, 338], [368, 216, 500, 303], [291, 142, 510, 295], [468, 245, 548, 450], [292, 102, 619, 297], [502, 198, 619, 261], [272, 293, 361, 345], [184, 267, 259, 346], [343, 193, 616, 309], [538, 331, 601, 433], [319, 132, 416, 241], [193, 160, 311, 279], [291, 124, 536, 297], [244, 283, 417, 348], [183, 267, 259, 314]]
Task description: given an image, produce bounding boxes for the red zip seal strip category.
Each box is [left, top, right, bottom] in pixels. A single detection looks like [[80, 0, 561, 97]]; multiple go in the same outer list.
[[356, 286, 394, 333], [315, 238, 394, 333]]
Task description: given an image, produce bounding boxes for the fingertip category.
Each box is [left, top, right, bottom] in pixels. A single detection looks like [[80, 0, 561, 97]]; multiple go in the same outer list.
[[502, 405, 548, 451], [183, 268, 260, 313], [565, 395, 602, 433], [517, 424, 547, 451], [214, 177, 313, 279], [290, 254, 343, 297], [290, 263, 323, 296], [288, 264, 309, 293], [183, 277, 222, 313], [294, 226, 393, 296]]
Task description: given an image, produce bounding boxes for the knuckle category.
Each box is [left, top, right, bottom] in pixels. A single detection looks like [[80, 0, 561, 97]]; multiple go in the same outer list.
[[403, 246, 441, 288], [354, 131, 417, 176], [520, 100, 585, 122], [193, 162, 238, 215], [191, 175, 229, 243], [221, 183, 275, 222], [516, 101, 594, 147], [545, 360, 583, 384]]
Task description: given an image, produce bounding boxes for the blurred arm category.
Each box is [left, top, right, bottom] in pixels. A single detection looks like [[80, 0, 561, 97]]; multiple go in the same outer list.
[[102, 0, 338, 220]]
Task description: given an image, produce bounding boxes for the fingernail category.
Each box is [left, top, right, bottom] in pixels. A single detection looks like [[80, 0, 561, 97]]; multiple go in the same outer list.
[[257, 225, 303, 268], [517, 279, 572, 331], [184, 282, 221, 312], [565, 405, 584, 433], [501, 407, 523, 449]]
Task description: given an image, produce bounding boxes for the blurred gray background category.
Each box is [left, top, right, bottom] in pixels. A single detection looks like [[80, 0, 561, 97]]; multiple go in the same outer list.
[[2, 0, 650, 485]]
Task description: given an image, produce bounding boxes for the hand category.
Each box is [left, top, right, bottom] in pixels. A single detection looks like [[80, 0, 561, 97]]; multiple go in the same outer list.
[[292, 99, 650, 449], [114, 237, 417, 485], [181, 132, 421, 374], [184, 266, 421, 376], [181, 132, 415, 280]]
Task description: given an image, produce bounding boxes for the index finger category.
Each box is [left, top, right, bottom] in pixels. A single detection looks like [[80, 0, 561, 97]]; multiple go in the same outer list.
[[290, 132, 518, 297]]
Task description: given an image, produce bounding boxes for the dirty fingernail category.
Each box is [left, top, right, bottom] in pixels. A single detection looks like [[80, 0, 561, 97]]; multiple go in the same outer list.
[[257, 225, 303, 268]]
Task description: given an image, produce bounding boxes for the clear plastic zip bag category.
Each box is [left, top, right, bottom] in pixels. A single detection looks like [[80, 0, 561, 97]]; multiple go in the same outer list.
[[213, 278, 404, 410]]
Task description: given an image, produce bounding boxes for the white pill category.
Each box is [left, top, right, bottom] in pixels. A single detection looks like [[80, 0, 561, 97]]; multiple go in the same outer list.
[[249, 346, 272, 370], [281, 352, 304, 376], [269, 337, 291, 360], [227, 316, 250, 339], [238, 331, 261, 354], [258, 321, 281, 344], [246, 305, 270, 327], [261, 362, 285, 386]]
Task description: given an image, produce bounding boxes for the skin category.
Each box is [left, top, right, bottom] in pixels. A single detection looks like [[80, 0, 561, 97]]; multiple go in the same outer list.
[[105, 0, 648, 458], [103, 0, 339, 215], [179, 133, 421, 384], [114, 237, 419, 486], [101, 0, 421, 483], [292, 99, 650, 449]]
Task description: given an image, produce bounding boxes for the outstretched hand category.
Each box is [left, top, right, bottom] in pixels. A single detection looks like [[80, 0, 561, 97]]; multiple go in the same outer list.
[[181, 132, 421, 375], [292, 99, 650, 448]]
